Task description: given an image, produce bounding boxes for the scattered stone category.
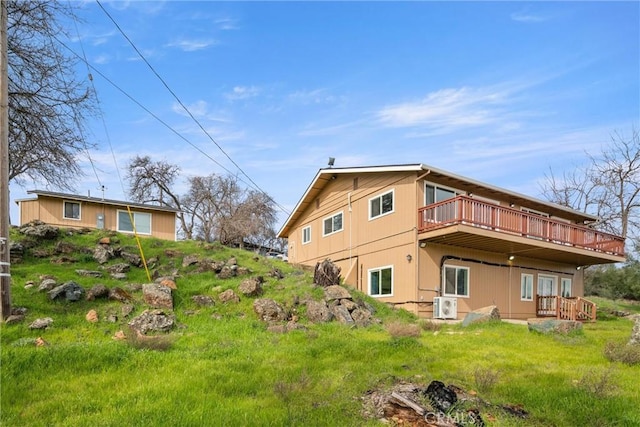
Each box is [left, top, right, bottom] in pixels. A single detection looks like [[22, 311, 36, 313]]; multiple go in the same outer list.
[[121, 251, 142, 267], [38, 278, 57, 292], [122, 304, 135, 318], [629, 316, 640, 346], [324, 285, 352, 301], [253, 298, 287, 322], [105, 263, 130, 274], [48, 281, 85, 302], [236, 266, 251, 276], [142, 283, 173, 310], [239, 277, 264, 297], [340, 298, 358, 311], [111, 272, 127, 280], [76, 269, 103, 278], [268, 268, 285, 280], [109, 287, 133, 303], [106, 314, 118, 323], [267, 321, 307, 333], [330, 304, 354, 324], [86, 309, 99, 323], [219, 289, 240, 304], [24, 281, 34, 290], [5, 314, 25, 324], [462, 305, 501, 327], [86, 284, 109, 301], [54, 241, 76, 254], [527, 318, 583, 335], [93, 245, 114, 264], [158, 277, 177, 290], [19, 221, 59, 239], [32, 248, 51, 258], [113, 330, 127, 340], [128, 309, 175, 334], [124, 283, 143, 292], [164, 249, 182, 258], [217, 266, 236, 279], [11, 306, 27, 316], [191, 295, 215, 306], [306, 300, 333, 323], [226, 257, 237, 266], [351, 308, 373, 327], [29, 317, 54, 330], [182, 254, 199, 267], [98, 237, 111, 245], [9, 241, 24, 263], [314, 259, 341, 287], [35, 337, 49, 347]]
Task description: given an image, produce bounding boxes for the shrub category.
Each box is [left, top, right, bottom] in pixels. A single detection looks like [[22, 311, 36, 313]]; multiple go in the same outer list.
[[574, 367, 618, 397], [472, 366, 500, 392], [419, 320, 441, 332], [386, 321, 421, 338], [126, 331, 174, 352], [604, 341, 640, 365]]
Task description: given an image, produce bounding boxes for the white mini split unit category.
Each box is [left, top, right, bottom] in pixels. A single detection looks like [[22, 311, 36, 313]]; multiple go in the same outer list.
[[433, 297, 457, 319]]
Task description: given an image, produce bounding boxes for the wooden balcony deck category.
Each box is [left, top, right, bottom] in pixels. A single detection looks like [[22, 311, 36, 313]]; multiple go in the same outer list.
[[536, 295, 597, 322], [417, 196, 625, 258]]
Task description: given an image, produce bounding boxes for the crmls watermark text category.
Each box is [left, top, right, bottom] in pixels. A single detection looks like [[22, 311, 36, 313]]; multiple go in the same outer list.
[[424, 411, 481, 425]]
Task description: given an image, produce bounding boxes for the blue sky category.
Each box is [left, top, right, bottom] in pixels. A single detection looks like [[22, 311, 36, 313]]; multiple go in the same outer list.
[[10, 1, 640, 229]]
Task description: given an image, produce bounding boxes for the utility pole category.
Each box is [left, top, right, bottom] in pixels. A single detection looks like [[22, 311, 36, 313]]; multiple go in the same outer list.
[[0, 0, 12, 320]]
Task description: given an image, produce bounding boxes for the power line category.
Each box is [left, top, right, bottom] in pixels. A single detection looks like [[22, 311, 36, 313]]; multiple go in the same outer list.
[[54, 35, 291, 216], [93, 0, 289, 215]]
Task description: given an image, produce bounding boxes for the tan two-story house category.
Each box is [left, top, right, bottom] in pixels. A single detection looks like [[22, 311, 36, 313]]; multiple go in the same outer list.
[[277, 164, 626, 320], [17, 190, 178, 241]]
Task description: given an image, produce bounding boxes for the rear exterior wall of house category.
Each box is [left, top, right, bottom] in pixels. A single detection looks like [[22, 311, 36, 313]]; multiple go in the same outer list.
[[19, 197, 177, 241]]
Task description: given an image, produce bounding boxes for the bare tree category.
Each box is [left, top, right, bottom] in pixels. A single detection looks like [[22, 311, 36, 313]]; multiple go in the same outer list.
[[7, 1, 96, 190], [126, 155, 193, 239], [541, 127, 640, 242]]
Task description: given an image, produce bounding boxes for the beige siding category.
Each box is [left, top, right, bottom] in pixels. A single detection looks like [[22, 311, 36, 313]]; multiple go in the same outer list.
[[288, 171, 420, 303], [417, 243, 582, 319], [19, 196, 176, 241]]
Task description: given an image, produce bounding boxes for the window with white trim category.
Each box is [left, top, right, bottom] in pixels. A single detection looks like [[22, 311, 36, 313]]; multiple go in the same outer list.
[[369, 189, 394, 219], [117, 210, 152, 235], [323, 212, 343, 236], [521, 274, 533, 301], [369, 266, 393, 297], [302, 226, 311, 244], [63, 201, 81, 220], [561, 278, 572, 298], [425, 183, 461, 205], [443, 265, 469, 297]]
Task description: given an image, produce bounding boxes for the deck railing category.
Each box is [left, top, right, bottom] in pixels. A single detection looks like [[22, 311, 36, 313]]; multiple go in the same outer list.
[[418, 195, 625, 256], [536, 296, 596, 322]]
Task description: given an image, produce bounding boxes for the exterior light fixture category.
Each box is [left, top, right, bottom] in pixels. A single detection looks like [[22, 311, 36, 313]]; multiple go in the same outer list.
[[508, 255, 515, 261], [328, 157, 335, 167], [406, 254, 412, 262], [509, 203, 515, 208], [576, 266, 582, 270], [419, 242, 427, 248]]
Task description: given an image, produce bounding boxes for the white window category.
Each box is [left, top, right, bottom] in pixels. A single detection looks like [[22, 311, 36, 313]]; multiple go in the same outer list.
[[521, 274, 533, 301], [63, 201, 81, 220], [425, 183, 460, 205], [369, 266, 393, 297], [117, 210, 152, 235], [561, 278, 572, 298], [323, 212, 343, 236], [537, 275, 557, 296], [302, 226, 311, 244], [369, 189, 394, 219], [443, 265, 469, 297]]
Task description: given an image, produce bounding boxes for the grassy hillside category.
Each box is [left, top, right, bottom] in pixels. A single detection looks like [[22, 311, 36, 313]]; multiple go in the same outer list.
[[1, 227, 639, 426]]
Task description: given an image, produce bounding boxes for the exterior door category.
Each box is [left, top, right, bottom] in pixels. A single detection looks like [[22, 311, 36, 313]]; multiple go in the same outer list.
[[537, 275, 557, 315]]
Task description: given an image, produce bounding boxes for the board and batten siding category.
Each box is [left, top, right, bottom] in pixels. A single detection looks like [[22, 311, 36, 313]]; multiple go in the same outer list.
[[288, 171, 420, 303], [417, 242, 582, 319], [19, 196, 176, 241]]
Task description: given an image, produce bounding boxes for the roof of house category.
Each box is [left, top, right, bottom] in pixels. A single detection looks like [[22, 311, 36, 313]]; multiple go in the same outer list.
[[277, 163, 600, 238], [16, 190, 180, 213]]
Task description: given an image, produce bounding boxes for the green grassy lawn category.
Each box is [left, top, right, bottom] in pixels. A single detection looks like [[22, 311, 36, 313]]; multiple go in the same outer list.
[[1, 229, 639, 426]]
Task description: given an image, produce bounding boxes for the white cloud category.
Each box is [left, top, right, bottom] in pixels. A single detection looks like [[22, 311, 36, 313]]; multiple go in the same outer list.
[[166, 39, 217, 52], [93, 54, 111, 65], [288, 88, 344, 105], [215, 17, 240, 30], [225, 86, 261, 101], [376, 86, 509, 130], [511, 8, 550, 23]]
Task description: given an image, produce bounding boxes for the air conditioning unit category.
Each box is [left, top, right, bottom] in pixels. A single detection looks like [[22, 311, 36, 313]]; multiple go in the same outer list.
[[433, 297, 457, 319]]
